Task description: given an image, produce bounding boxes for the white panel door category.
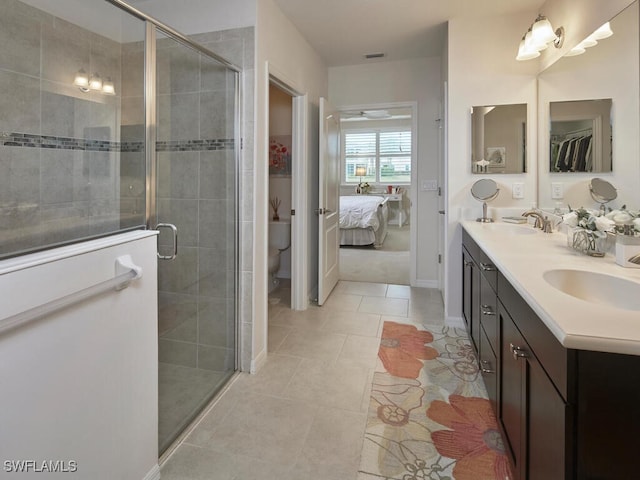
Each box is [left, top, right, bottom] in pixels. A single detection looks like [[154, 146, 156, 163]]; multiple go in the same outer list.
[[318, 97, 341, 305]]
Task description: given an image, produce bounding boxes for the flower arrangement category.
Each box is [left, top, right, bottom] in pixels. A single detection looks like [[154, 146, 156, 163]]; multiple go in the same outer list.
[[269, 196, 281, 221], [562, 207, 615, 238], [268, 138, 292, 176], [359, 182, 371, 194], [562, 205, 640, 243]]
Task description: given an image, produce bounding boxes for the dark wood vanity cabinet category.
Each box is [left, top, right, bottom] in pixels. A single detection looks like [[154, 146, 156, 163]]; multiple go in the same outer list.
[[462, 227, 640, 480]]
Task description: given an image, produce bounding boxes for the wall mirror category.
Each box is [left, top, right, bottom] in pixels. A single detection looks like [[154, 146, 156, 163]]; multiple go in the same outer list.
[[538, 1, 639, 211], [550, 99, 612, 173], [471, 104, 526, 174]]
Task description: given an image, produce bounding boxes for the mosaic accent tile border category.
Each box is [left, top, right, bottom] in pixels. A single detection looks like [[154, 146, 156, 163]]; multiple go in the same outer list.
[[1, 132, 234, 153], [156, 139, 235, 152]]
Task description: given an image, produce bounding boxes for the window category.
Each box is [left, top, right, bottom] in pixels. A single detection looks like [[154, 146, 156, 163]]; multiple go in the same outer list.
[[343, 129, 411, 184]]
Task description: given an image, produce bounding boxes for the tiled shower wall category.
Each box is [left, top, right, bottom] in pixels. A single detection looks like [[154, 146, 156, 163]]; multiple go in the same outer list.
[[155, 27, 255, 373], [0, 0, 147, 257]]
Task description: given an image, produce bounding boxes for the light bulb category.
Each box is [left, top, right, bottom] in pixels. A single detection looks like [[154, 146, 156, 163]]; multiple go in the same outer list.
[[102, 77, 115, 95], [73, 69, 89, 89], [531, 16, 557, 45], [88, 73, 103, 91], [516, 36, 540, 61]]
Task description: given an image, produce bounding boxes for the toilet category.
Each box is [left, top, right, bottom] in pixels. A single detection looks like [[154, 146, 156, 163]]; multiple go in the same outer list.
[[268, 219, 291, 293]]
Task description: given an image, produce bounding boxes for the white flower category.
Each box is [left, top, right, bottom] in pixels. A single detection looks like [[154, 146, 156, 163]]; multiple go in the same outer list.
[[562, 211, 579, 227], [595, 216, 615, 232], [605, 209, 622, 220], [613, 212, 634, 224]]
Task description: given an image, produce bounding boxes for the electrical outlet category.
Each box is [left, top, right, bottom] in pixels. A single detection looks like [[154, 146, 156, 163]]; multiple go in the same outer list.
[[512, 182, 524, 199], [551, 182, 564, 199]]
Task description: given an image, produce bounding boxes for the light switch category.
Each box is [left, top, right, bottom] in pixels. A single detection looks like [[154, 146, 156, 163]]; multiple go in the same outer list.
[[422, 180, 438, 191], [551, 182, 564, 199], [512, 182, 524, 199]]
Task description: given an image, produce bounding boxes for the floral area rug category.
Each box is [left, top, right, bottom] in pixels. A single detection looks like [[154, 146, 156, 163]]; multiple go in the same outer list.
[[357, 321, 513, 480]]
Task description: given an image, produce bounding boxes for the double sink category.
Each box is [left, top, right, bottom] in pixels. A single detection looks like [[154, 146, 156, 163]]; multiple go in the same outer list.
[[461, 220, 640, 354]]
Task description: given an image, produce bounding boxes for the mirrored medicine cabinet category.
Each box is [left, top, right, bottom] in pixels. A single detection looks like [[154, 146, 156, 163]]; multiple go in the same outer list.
[[471, 104, 527, 174]]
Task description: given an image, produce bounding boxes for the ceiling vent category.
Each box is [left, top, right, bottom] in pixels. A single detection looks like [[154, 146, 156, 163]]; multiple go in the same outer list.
[[364, 52, 385, 59]]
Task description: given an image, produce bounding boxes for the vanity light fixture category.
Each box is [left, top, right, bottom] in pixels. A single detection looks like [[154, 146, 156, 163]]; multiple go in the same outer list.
[[565, 22, 614, 57], [73, 69, 116, 95], [516, 14, 564, 61]]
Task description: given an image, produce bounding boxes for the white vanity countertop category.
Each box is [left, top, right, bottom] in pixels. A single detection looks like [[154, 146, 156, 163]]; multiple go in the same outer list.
[[461, 221, 640, 356]]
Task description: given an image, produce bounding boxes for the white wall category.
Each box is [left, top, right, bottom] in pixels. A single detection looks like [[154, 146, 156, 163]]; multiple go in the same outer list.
[[254, 0, 328, 371], [329, 58, 442, 287], [446, 11, 539, 322]]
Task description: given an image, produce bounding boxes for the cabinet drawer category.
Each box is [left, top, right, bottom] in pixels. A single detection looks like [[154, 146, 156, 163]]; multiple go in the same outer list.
[[498, 272, 575, 401], [479, 250, 498, 291], [462, 229, 480, 261], [479, 326, 498, 413], [480, 274, 499, 353]]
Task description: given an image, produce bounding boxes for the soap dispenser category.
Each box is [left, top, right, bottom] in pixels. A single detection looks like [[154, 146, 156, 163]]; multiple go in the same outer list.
[[615, 224, 640, 268]]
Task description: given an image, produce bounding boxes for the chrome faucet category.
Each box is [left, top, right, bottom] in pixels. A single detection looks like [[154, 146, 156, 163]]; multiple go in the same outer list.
[[522, 210, 553, 233]]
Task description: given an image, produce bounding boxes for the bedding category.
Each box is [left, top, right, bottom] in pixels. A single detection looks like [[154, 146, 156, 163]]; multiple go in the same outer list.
[[339, 195, 389, 247]]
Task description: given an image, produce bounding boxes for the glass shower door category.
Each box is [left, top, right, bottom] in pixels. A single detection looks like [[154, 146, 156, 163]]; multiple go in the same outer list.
[[154, 30, 238, 454]]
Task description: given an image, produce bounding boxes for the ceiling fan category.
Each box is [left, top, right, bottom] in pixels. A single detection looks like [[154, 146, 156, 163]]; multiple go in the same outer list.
[[341, 109, 392, 120]]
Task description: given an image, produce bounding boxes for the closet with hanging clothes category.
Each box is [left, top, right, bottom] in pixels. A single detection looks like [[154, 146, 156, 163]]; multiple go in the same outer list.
[[551, 127, 593, 172]]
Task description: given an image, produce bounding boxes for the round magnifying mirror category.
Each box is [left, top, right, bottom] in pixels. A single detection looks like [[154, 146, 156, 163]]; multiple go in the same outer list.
[[471, 179, 499, 201], [589, 178, 617, 213], [471, 179, 499, 223]]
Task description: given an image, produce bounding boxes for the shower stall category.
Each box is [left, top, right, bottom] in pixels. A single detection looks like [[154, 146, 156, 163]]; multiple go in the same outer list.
[[0, 0, 240, 456]]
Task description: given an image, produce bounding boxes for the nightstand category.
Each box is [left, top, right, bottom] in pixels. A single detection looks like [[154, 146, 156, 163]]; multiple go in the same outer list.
[[385, 192, 406, 226]]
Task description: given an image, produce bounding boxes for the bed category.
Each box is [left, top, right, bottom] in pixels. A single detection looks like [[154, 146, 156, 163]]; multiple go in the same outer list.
[[339, 195, 389, 247]]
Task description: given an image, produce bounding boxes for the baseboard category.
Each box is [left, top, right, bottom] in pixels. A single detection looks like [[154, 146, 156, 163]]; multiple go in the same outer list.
[[445, 315, 466, 329], [250, 348, 268, 374], [142, 464, 161, 480], [413, 279, 439, 289]]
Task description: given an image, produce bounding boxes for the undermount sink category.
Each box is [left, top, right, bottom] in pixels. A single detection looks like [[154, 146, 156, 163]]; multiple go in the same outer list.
[[483, 223, 537, 235], [543, 269, 640, 311]]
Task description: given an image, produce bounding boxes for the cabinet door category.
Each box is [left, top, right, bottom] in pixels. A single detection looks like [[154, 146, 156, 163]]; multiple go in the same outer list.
[[499, 304, 526, 479], [528, 353, 569, 480], [500, 302, 569, 480]]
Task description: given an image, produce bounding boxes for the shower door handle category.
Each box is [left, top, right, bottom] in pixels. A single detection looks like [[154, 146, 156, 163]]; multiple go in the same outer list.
[[156, 223, 178, 260]]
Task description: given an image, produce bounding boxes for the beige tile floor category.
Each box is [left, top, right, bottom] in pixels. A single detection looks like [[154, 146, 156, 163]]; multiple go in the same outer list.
[[160, 280, 445, 480]]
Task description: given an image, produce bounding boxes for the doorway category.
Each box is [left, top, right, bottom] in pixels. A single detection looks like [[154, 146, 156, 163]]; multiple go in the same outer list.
[[267, 84, 294, 306], [336, 103, 417, 287], [266, 69, 308, 312]]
